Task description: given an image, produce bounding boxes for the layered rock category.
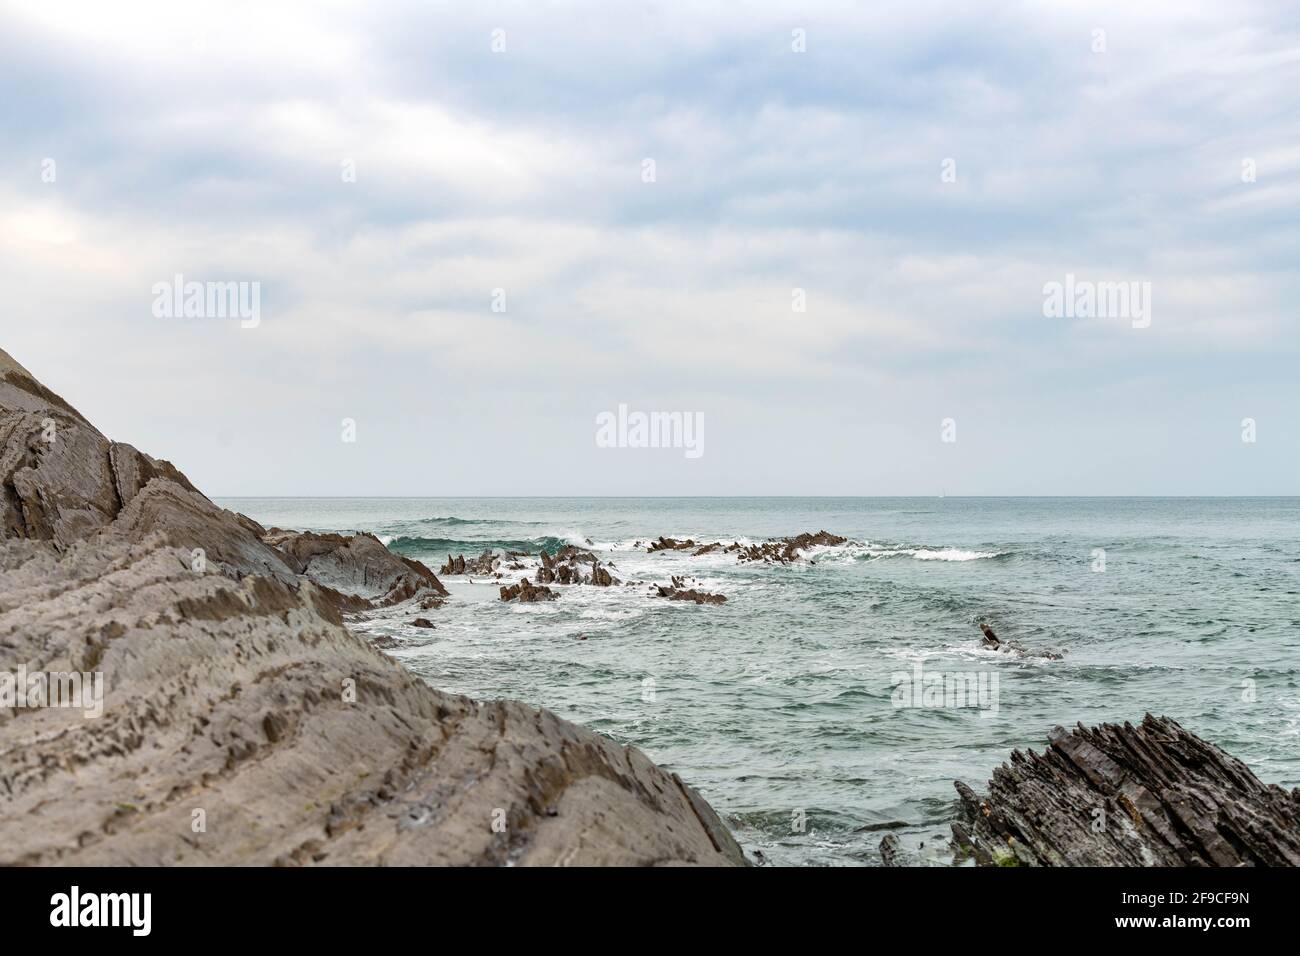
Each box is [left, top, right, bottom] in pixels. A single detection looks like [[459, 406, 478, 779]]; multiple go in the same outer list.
[[264, 528, 447, 609], [951, 714, 1300, 866], [0, 347, 745, 867]]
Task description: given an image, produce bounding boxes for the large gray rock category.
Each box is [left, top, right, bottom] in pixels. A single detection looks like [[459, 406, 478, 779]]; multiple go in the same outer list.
[[0, 347, 745, 866], [263, 529, 448, 607]]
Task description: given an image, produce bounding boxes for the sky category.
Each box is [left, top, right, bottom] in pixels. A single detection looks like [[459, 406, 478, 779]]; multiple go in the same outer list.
[[1, 0, 1297, 495]]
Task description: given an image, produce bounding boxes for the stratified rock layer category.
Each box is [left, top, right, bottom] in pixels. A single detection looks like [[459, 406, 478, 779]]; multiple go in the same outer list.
[[952, 714, 1300, 866], [0, 347, 745, 866]]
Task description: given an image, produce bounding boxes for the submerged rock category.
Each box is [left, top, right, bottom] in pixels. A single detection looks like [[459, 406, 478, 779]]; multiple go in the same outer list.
[[952, 714, 1300, 867], [975, 621, 1063, 660], [0, 346, 745, 867]]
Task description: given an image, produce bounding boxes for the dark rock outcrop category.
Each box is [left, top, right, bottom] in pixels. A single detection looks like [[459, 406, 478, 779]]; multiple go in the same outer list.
[[439, 549, 497, 576], [737, 530, 847, 564], [646, 531, 846, 564], [653, 576, 727, 605], [534, 547, 617, 587], [951, 714, 1300, 867], [0, 347, 746, 867], [499, 578, 558, 603], [647, 536, 699, 553], [974, 621, 1063, 660]]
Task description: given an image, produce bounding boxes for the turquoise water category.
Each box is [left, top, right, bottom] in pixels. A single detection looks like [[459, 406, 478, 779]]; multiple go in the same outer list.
[[216, 497, 1300, 866]]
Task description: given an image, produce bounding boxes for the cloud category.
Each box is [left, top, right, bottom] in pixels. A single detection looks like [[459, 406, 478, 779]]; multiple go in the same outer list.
[[1, 0, 1297, 493]]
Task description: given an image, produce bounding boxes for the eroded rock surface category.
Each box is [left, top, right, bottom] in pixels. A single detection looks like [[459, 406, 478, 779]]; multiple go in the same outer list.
[[0, 347, 745, 867], [952, 714, 1300, 867]]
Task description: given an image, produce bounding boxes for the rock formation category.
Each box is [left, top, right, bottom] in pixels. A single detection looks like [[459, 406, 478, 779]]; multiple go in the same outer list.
[[0, 347, 745, 866], [652, 576, 727, 605], [736, 530, 847, 564], [951, 714, 1300, 866], [499, 577, 558, 603], [646, 531, 846, 564]]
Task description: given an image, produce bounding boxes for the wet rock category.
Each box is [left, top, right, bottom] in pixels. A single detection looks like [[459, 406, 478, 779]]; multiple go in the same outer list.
[[409, 618, 435, 629], [975, 621, 1063, 659], [647, 531, 845, 564], [951, 714, 1300, 867], [535, 547, 617, 587], [499, 577, 558, 603], [736, 530, 846, 564], [647, 536, 697, 552], [653, 580, 727, 605], [438, 549, 496, 576], [590, 560, 614, 587]]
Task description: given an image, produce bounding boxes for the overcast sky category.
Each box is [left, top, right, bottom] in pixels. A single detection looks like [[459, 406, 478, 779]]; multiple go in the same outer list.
[[2, 1, 1297, 495]]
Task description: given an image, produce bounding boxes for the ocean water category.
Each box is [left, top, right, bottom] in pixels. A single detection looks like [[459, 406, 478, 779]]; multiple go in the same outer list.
[[215, 497, 1300, 866]]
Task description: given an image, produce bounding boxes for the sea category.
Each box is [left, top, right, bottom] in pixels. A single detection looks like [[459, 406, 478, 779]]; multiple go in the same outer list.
[[214, 496, 1300, 866]]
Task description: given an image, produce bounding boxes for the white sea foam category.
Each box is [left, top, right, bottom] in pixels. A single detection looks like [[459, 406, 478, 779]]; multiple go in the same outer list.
[[856, 546, 1003, 562]]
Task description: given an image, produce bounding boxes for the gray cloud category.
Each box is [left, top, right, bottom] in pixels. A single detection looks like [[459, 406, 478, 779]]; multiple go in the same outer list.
[[1, 0, 1297, 494]]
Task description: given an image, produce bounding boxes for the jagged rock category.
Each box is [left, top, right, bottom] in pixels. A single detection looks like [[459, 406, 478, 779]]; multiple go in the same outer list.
[[499, 578, 558, 603], [263, 529, 446, 609], [647, 531, 845, 564], [439, 549, 497, 576], [590, 560, 614, 587], [653, 579, 727, 605], [647, 536, 697, 552], [737, 530, 846, 564], [409, 618, 435, 629], [534, 547, 616, 587], [554, 544, 596, 563], [951, 714, 1300, 867], [979, 623, 1001, 649], [0, 347, 745, 867]]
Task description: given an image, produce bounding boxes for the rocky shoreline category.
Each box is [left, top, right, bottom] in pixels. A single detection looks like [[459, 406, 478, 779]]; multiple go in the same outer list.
[[949, 714, 1300, 867], [0, 348, 745, 866], [4, 346, 1295, 868]]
